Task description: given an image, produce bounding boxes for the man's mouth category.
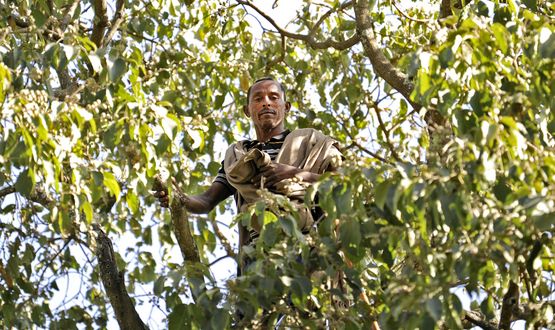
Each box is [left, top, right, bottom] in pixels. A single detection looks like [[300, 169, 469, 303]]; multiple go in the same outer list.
[[259, 110, 276, 117]]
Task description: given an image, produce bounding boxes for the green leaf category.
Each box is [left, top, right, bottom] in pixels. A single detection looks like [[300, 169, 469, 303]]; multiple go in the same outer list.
[[126, 192, 139, 214], [339, 218, 361, 247], [263, 211, 277, 224], [168, 304, 190, 330], [522, 0, 537, 11], [15, 169, 35, 198], [426, 297, 443, 321], [491, 23, 509, 54], [333, 183, 352, 216], [109, 58, 126, 82], [87, 53, 102, 73], [153, 276, 165, 295], [81, 201, 93, 224], [58, 212, 72, 236], [103, 172, 121, 201], [533, 212, 555, 231], [374, 181, 390, 210]]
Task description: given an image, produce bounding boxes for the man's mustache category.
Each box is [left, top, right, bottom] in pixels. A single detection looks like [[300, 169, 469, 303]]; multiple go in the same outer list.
[[259, 109, 276, 115]]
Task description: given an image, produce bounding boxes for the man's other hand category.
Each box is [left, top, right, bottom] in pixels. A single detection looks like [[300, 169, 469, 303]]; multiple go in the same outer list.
[[255, 163, 301, 188]]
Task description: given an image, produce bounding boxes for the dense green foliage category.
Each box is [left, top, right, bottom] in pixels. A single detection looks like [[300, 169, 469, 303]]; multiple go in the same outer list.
[[0, 0, 554, 328]]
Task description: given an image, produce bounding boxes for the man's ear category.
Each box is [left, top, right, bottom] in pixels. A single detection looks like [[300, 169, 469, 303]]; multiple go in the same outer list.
[[243, 105, 250, 117], [285, 102, 291, 113]]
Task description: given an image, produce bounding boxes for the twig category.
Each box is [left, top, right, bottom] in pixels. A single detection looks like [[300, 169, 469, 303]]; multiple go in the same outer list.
[[0, 186, 16, 199], [209, 255, 233, 267], [309, 1, 354, 38], [208, 217, 236, 258], [102, 0, 125, 47], [341, 118, 393, 163], [391, 0, 434, 24], [372, 103, 402, 162], [235, 0, 359, 50], [264, 34, 286, 74]]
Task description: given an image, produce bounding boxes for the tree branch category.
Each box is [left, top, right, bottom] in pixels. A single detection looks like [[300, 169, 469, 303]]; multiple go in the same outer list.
[[353, 0, 420, 109], [499, 281, 519, 330], [6, 13, 62, 40], [0, 186, 16, 199], [372, 103, 402, 162], [93, 225, 148, 330], [209, 216, 236, 259], [461, 310, 497, 330], [61, 0, 81, 31], [309, 0, 354, 38], [236, 0, 360, 50], [91, 0, 109, 47], [153, 177, 206, 302], [102, 0, 125, 47]]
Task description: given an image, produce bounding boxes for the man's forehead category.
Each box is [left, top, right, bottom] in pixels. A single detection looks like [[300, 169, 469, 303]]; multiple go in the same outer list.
[[250, 80, 281, 93]]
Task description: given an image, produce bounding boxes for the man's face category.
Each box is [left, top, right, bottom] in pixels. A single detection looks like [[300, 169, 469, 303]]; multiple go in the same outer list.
[[244, 80, 290, 131]]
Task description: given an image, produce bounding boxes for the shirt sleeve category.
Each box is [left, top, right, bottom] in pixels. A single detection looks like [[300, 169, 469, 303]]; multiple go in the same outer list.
[[213, 160, 237, 193]]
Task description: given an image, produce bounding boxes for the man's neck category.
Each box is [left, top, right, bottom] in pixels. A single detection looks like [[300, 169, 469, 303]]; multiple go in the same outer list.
[[255, 126, 286, 142]]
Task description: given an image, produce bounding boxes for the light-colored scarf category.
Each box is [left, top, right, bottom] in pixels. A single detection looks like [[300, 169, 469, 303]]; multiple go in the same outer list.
[[224, 128, 342, 231]]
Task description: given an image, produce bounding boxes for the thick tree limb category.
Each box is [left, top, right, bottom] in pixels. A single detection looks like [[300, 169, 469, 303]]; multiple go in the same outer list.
[[91, 0, 109, 47], [153, 177, 206, 301], [461, 310, 497, 330], [93, 226, 148, 330], [236, 0, 360, 50], [354, 0, 420, 109], [499, 281, 519, 330]]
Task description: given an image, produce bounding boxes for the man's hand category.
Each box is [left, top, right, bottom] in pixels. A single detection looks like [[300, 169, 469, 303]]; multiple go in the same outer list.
[[153, 187, 170, 208], [254, 163, 302, 188]]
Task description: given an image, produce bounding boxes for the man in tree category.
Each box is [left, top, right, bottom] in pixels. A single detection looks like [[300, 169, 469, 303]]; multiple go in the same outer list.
[[154, 77, 342, 271]]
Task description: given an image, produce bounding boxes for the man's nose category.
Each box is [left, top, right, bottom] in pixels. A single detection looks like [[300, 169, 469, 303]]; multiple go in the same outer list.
[[261, 96, 271, 107]]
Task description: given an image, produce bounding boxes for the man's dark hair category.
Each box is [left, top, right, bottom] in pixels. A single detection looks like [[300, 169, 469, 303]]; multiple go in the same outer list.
[[246, 77, 287, 103]]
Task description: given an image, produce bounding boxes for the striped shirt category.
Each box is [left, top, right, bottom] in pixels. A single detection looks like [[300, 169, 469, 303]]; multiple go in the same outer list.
[[214, 130, 290, 193]]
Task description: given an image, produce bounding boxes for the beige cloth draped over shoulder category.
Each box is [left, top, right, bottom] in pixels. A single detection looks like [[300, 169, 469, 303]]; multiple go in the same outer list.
[[223, 128, 342, 232]]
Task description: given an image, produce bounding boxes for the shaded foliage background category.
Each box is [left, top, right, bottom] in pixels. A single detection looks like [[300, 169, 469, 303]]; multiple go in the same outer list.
[[0, 0, 554, 328]]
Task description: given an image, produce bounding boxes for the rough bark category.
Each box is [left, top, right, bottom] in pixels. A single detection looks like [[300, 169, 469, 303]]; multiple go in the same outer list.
[[91, 0, 109, 47], [354, 0, 419, 109], [94, 226, 148, 330], [153, 177, 206, 301], [499, 281, 520, 330], [103, 0, 125, 47], [461, 310, 497, 330]]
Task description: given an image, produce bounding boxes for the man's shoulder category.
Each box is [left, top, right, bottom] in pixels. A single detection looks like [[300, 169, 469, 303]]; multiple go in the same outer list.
[[287, 128, 334, 141]]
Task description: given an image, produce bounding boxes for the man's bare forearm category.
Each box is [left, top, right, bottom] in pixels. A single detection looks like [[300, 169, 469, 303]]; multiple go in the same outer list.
[[183, 195, 216, 213], [183, 182, 233, 214]]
